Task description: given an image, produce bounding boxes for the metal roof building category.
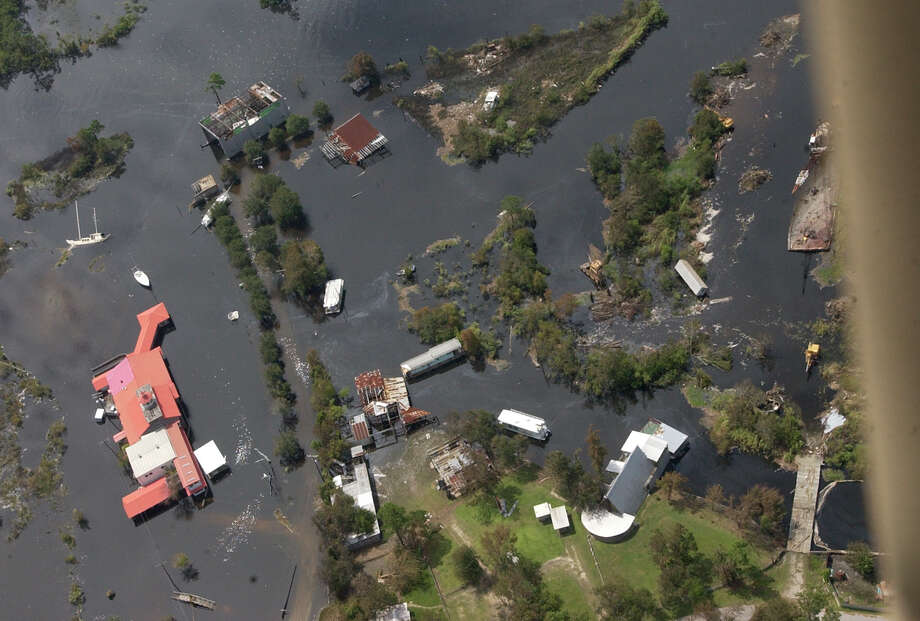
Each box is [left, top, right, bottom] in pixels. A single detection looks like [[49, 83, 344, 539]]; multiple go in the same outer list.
[[335, 457, 381, 549], [400, 338, 463, 379]]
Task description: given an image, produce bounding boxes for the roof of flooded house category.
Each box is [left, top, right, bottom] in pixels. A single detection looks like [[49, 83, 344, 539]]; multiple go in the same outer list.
[[400, 338, 462, 373], [194, 440, 227, 476], [355, 370, 385, 405], [323, 114, 388, 163], [400, 407, 432, 425], [165, 423, 205, 495], [124, 428, 176, 478], [199, 82, 283, 140], [351, 413, 371, 442], [134, 302, 171, 353], [640, 418, 689, 455], [122, 477, 171, 519]]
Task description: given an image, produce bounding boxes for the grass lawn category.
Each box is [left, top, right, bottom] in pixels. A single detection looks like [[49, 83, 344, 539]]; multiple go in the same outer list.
[[543, 564, 595, 619]]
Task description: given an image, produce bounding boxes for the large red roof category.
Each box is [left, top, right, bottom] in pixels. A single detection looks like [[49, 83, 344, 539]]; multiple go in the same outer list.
[[331, 114, 382, 163], [134, 303, 171, 353], [122, 477, 171, 518]]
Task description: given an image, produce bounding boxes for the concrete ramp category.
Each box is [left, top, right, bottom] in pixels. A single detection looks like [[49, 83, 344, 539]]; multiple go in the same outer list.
[[787, 453, 823, 552]]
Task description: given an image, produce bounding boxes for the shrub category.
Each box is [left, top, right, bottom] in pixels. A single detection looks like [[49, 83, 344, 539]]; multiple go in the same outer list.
[[713, 58, 747, 77], [243, 140, 265, 166], [268, 126, 287, 149], [286, 114, 311, 138], [409, 303, 464, 344], [846, 541, 875, 582], [220, 162, 240, 186], [451, 545, 483, 586], [269, 186, 306, 230], [280, 240, 328, 301], [275, 431, 305, 469], [689, 70, 712, 104], [312, 101, 333, 126]]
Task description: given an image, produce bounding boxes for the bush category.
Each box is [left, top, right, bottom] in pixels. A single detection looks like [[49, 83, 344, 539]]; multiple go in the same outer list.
[[346, 51, 379, 83], [847, 541, 875, 582], [269, 186, 306, 230], [268, 126, 287, 149], [275, 431, 305, 469], [689, 108, 726, 145], [220, 162, 239, 186], [68, 582, 85, 606], [713, 58, 747, 77], [409, 303, 464, 344], [689, 70, 712, 104], [313, 101, 333, 126], [243, 140, 265, 165], [286, 114, 311, 138], [280, 239, 328, 301]]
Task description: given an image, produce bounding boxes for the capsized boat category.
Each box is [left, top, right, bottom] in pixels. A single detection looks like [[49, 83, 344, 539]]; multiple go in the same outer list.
[[66, 201, 109, 247], [133, 268, 150, 288]]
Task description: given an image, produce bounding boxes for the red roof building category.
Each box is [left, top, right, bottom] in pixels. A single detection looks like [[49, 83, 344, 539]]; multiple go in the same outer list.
[[355, 370, 385, 406], [92, 303, 208, 519], [320, 113, 388, 165]]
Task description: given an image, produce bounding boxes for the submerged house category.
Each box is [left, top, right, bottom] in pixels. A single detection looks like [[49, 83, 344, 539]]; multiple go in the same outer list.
[[350, 370, 434, 447], [320, 113, 389, 166], [92, 303, 212, 520], [581, 420, 688, 542], [199, 81, 289, 157]]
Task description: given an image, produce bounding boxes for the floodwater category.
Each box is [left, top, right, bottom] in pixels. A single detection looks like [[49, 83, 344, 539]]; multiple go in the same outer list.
[[0, 0, 856, 618], [816, 481, 874, 551]]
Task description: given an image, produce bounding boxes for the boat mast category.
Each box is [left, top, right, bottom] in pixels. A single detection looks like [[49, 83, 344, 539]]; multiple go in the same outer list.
[[93, 207, 99, 235]]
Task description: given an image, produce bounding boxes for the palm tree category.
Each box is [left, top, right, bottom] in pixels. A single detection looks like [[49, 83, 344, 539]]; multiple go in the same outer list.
[[206, 72, 226, 105]]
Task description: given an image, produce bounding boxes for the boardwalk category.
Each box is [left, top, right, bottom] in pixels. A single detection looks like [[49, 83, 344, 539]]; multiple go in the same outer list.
[[787, 453, 823, 552]]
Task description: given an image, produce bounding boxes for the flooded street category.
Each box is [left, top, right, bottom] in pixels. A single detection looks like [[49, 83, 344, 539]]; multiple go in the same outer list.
[[0, 1, 855, 618]]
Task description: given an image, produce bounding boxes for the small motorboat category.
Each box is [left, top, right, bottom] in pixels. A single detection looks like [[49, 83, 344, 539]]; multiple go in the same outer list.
[[791, 168, 809, 194], [133, 268, 151, 288], [227, 310, 239, 321]]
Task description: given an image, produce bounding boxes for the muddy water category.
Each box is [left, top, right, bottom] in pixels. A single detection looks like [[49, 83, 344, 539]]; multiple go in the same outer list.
[[0, 0, 850, 618]]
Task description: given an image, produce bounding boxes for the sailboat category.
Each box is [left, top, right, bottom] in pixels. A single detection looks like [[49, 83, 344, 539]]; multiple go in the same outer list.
[[66, 201, 109, 247], [133, 267, 151, 288]]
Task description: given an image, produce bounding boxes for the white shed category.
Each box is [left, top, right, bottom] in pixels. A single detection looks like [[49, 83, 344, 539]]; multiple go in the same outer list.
[[194, 440, 228, 478]]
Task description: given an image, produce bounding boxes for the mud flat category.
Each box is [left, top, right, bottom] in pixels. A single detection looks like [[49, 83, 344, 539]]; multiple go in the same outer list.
[[788, 156, 837, 251]]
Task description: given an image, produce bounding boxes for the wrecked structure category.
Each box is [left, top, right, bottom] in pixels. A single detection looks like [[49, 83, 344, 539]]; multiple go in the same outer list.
[[428, 437, 485, 498], [789, 122, 837, 251], [333, 453, 381, 549], [199, 81, 289, 157], [349, 370, 434, 448]]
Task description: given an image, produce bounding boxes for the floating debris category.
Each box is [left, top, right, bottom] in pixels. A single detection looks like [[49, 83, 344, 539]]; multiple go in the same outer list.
[[738, 167, 773, 194]]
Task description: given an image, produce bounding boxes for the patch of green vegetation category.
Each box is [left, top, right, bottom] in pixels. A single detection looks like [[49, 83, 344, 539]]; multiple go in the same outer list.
[[384, 60, 410, 76], [594, 110, 728, 315], [6, 120, 133, 219], [398, 1, 667, 163], [544, 565, 594, 619], [682, 383, 709, 408], [425, 236, 461, 256], [712, 57, 748, 77], [705, 382, 804, 463], [95, 3, 145, 48], [791, 53, 810, 67], [409, 302, 464, 344]]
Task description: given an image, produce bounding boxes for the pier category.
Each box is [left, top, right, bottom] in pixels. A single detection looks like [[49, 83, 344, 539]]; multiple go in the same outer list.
[[787, 453, 823, 552]]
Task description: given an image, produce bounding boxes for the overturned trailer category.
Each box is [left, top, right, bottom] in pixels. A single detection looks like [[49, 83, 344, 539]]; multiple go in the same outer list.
[[674, 259, 708, 298]]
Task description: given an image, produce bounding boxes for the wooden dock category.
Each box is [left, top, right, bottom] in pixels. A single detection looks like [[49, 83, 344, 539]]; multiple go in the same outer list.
[[172, 591, 216, 610], [786, 453, 823, 553]]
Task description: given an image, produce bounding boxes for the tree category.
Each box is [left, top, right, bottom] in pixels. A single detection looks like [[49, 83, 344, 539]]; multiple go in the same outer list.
[[320, 540, 358, 600], [347, 51, 379, 83], [388, 545, 424, 594], [285, 114, 311, 138], [586, 425, 607, 474], [459, 327, 483, 361], [313, 100, 333, 126], [595, 576, 659, 621], [458, 409, 499, 450], [242, 139, 265, 166], [378, 503, 409, 543], [627, 117, 667, 170], [712, 542, 756, 589], [797, 581, 840, 621], [250, 225, 279, 257], [269, 185, 306, 230], [736, 484, 786, 537], [220, 162, 239, 186], [657, 471, 688, 501], [846, 541, 875, 582], [451, 545, 483, 586], [280, 240, 328, 301], [650, 523, 713, 614], [705, 483, 727, 508], [409, 303, 464, 344], [206, 72, 225, 104], [274, 431, 305, 468], [268, 126, 287, 149], [491, 434, 529, 470], [689, 71, 712, 104]]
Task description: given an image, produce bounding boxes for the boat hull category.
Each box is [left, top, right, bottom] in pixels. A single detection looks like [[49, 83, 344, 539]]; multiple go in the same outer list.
[[66, 233, 110, 247]]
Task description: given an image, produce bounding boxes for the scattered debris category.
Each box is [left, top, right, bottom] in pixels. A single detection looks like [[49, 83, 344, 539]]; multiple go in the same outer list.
[[738, 167, 773, 194]]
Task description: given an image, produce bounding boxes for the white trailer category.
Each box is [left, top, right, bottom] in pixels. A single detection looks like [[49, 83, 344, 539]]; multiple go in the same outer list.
[[674, 259, 708, 298], [497, 408, 550, 441], [400, 338, 463, 379], [323, 278, 345, 315]]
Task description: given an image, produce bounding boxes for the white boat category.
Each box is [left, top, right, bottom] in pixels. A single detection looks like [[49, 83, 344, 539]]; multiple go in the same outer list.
[[66, 201, 109, 247], [133, 268, 151, 288], [227, 310, 239, 321]]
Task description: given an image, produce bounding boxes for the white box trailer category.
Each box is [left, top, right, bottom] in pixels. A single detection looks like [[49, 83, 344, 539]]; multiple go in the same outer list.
[[674, 259, 708, 298], [323, 278, 345, 314], [497, 408, 550, 441], [400, 338, 463, 379]]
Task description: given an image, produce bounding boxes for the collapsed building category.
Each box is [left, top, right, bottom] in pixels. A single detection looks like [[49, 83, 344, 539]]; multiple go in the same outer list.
[[199, 81, 289, 157], [350, 370, 434, 448]]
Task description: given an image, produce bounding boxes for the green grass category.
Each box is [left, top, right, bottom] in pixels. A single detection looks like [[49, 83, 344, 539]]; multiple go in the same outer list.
[[453, 478, 566, 564], [682, 383, 709, 408], [405, 569, 442, 607], [544, 565, 594, 618]]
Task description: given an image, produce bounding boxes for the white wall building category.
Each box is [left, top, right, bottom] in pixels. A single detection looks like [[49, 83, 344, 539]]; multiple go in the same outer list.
[[125, 428, 176, 486]]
